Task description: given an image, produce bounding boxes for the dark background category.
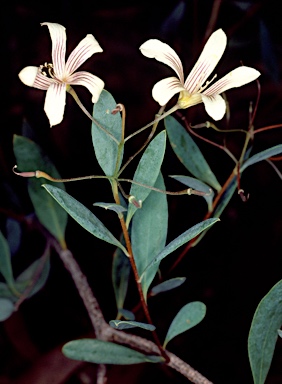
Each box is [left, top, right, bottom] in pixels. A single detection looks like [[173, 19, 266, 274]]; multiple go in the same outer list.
[[1, 0, 282, 383]]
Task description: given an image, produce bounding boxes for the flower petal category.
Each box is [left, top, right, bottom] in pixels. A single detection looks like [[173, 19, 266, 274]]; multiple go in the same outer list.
[[68, 71, 104, 103], [140, 39, 184, 83], [201, 94, 226, 121], [65, 34, 103, 76], [152, 77, 186, 106], [18, 66, 53, 90], [44, 83, 66, 126], [203, 66, 261, 96], [184, 29, 227, 93], [41, 22, 66, 79]]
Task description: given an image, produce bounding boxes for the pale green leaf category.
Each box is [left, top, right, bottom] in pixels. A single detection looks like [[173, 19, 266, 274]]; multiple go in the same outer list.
[[132, 173, 168, 299], [93, 202, 127, 214], [241, 145, 282, 172], [126, 131, 166, 223], [140, 218, 219, 278], [118, 308, 135, 321], [151, 277, 186, 296], [248, 279, 282, 384], [92, 90, 123, 176], [62, 339, 164, 364], [0, 298, 14, 321], [13, 135, 67, 245], [165, 116, 221, 191], [163, 301, 206, 348], [43, 185, 128, 255], [109, 320, 156, 331]]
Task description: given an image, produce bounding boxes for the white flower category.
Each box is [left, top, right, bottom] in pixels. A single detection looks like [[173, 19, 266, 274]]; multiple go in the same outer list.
[[19, 22, 105, 126], [140, 29, 260, 120]]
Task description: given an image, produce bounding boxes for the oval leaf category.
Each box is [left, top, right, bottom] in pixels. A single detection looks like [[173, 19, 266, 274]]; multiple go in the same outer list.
[[92, 90, 123, 176], [109, 320, 156, 331], [132, 173, 168, 299], [163, 301, 206, 348], [13, 135, 67, 246], [126, 131, 166, 223], [151, 277, 186, 296], [165, 116, 221, 191], [62, 339, 164, 364], [140, 218, 219, 278], [0, 298, 14, 322], [241, 144, 282, 172], [248, 279, 282, 384], [43, 185, 128, 255]]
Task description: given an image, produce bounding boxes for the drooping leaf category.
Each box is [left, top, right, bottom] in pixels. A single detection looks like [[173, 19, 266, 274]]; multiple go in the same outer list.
[[109, 320, 156, 331], [0, 231, 15, 290], [0, 298, 14, 322], [140, 218, 219, 278], [241, 144, 282, 172], [93, 202, 127, 214], [165, 116, 221, 191], [43, 185, 128, 255], [132, 173, 168, 299], [13, 135, 67, 246], [92, 90, 123, 176], [248, 279, 282, 384], [126, 131, 166, 224], [112, 240, 131, 313], [151, 277, 186, 296], [170, 175, 214, 211], [163, 301, 206, 348], [62, 339, 164, 364]]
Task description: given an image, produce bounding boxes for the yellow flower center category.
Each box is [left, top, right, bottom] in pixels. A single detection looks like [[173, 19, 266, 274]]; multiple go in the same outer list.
[[177, 91, 202, 109]]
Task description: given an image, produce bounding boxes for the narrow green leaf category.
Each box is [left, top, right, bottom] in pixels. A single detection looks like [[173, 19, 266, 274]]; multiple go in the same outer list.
[[0, 231, 15, 289], [109, 320, 156, 331], [248, 279, 282, 384], [13, 135, 67, 245], [0, 283, 16, 301], [112, 241, 131, 312], [163, 301, 206, 348], [170, 175, 214, 211], [93, 202, 127, 214], [62, 339, 164, 364], [126, 131, 166, 223], [141, 218, 219, 278], [241, 144, 282, 172], [118, 308, 135, 321], [132, 173, 168, 299], [0, 298, 14, 321], [165, 116, 221, 191], [151, 277, 186, 296], [43, 185, 128, 255], [92, 90, 123, 176]]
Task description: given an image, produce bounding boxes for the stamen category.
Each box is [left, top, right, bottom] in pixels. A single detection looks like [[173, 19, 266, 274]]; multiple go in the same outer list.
[[39, 62, 55, 78], [199, 74, 217, 93]]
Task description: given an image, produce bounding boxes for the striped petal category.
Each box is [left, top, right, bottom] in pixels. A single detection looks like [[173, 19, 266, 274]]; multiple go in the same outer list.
[[44, 83, 66, 126], [140, 39, 184, 84], [152, 77, 186, 106], [201, 94, 226, 121], [18, 66, 53, 90], [41, 22, 66, 79], [65, 34, 103, 76], [68, 71, 104, 102], [184, 29, 227, 93], [203, 66, 261, 96]]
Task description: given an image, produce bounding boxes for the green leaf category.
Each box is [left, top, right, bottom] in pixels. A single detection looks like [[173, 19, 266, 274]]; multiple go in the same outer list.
[[109, 320, 156, 331], [0, 283, 16, 301], [62, 339, 164, 364], [163, 301, 206, 348], [151, 277, 186, 296], [0, 298, 14, 321], [13, 135, 67, 246], [241, 144, 282, 172], [93, 202, 127, 214], [92, 90, 123, 176], [278, 330, 282, 338], [0, 231, 15, 290], [132, 173, 168, 299], [248, 279, 282, 384], [43, 185, 128, 255], [112, 241, 131, 312], [126, 131, 166, 224], [170, 175, 214, 211], [165, 116, 221, 191], [140, 218, 219, 278], [118, 308, 135, 321]]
